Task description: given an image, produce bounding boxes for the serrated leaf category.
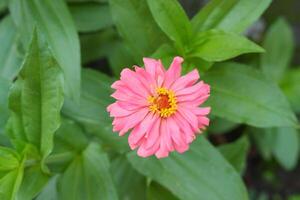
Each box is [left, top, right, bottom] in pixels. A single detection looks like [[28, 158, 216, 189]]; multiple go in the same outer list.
[[146, 0, 192, 49], [70, 3, 113, 32], [192, 0, 272, 33], [203, 62, 297, 127], [0, 16, 22, 81], [127, 136, 248, 200], [260, 18, 294, 82], [9, 0, 81, 101], [109, 0, 167, 61], [57, 143, 118, 200], [189, 30, 264, 62], [7, 31, 64, 166]]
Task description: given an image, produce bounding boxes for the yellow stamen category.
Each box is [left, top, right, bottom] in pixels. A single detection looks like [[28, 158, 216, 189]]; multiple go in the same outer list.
[[148, 87, 177, 118]]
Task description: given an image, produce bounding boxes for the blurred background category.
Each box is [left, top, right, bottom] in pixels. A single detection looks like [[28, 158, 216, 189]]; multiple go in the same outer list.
[[180, 0, 300, 199]]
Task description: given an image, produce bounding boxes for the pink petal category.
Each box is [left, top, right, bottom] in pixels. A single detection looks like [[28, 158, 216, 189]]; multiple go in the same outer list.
[[120, 68, 150, 98], [163, 56, 183, 88], [155, 120, 170, 158], [177, 107, 199, 132], [173, 113, 195, 143], [115, 108, 149, 136], [128, 113, 157, 149], [143, 58, 165, 87], [171, 69, 199, 92], [137, 141, 160, 158], [144, 118, 161, 150], [167, 117, 189, 153], [107, 102, 136, 117]]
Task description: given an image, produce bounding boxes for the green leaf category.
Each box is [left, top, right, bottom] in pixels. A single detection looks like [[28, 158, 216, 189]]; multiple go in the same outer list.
[[69, 3, 113, 32], [280, 68, 300, 113], [9, 0, 81, 101], [0, 147, 24, 200], [218, 136, 249, 173], [260, 18, 294, 82], [111, 156, 147, 200], [36, 175, 59, 200], [250, 127, 299, 170], [16, 165, 49, 200], [147, 182, 179, 200], [146, 0, 192, 49], [80, 29, 117, 64], [0, 16, 23, 81], [192, 0, 272, 33], [127, 136, 248, 200], [108, 41, 136, 77], [0, 147, 19, 171], [272, 127, 299, 170], [57, 143, 118, 200], [208, 117, 239, 134], [0, 77, 10, 135], [63, 69, 129, 153], [203, 62, 297, 128], [109, 0, 167, 61], [0, 0, 7, 13], [6, 31, 64, 166], [189, 30, 264, 62], [66, 0, 106, 2], [249, 128, 274, 160]]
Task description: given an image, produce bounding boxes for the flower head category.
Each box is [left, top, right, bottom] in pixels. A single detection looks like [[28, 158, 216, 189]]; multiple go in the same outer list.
[[107, 57, 210, 158]]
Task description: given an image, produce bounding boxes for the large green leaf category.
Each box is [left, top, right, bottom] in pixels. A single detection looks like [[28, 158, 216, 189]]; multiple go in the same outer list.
[[6, 31, 64, 165], [36, 175, 59, 200], [0, 147, 24, 200], [0, 77, 10, 135], [147, 182, 179, 200], [109, 0, 167, 61], [57, 143, 118, 200], [218, 136, 249, 173], [189, 30, 264, 62], [260, 18, 294, 82], [280, 68, 300, 113], [9, 0, 81, 101], [192, 0, 272, 33], [0, 16, 22, 81], [63, 69, 129, 153], [146, 0, 192, 49], [16, 165, 49, 200], [70, 3, 113, 32], [111, 156, 147, 200], [203, 62, 297, 128], [128, 136, 248, 200]]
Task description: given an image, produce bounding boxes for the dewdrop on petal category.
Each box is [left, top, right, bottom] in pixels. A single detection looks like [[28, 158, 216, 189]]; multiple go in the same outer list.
[[107, 57, 211, 158]]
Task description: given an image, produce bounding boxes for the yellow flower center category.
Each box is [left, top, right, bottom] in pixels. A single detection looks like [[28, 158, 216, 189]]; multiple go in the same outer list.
[[148, 87, 177, 118]]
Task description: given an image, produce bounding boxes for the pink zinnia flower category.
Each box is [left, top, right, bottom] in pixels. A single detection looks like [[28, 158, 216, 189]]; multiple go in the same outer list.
[[107, 57, 211, 158]]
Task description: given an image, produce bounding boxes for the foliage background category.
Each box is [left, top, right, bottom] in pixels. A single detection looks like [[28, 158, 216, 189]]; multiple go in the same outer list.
[[0, 0, 300, 200]]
